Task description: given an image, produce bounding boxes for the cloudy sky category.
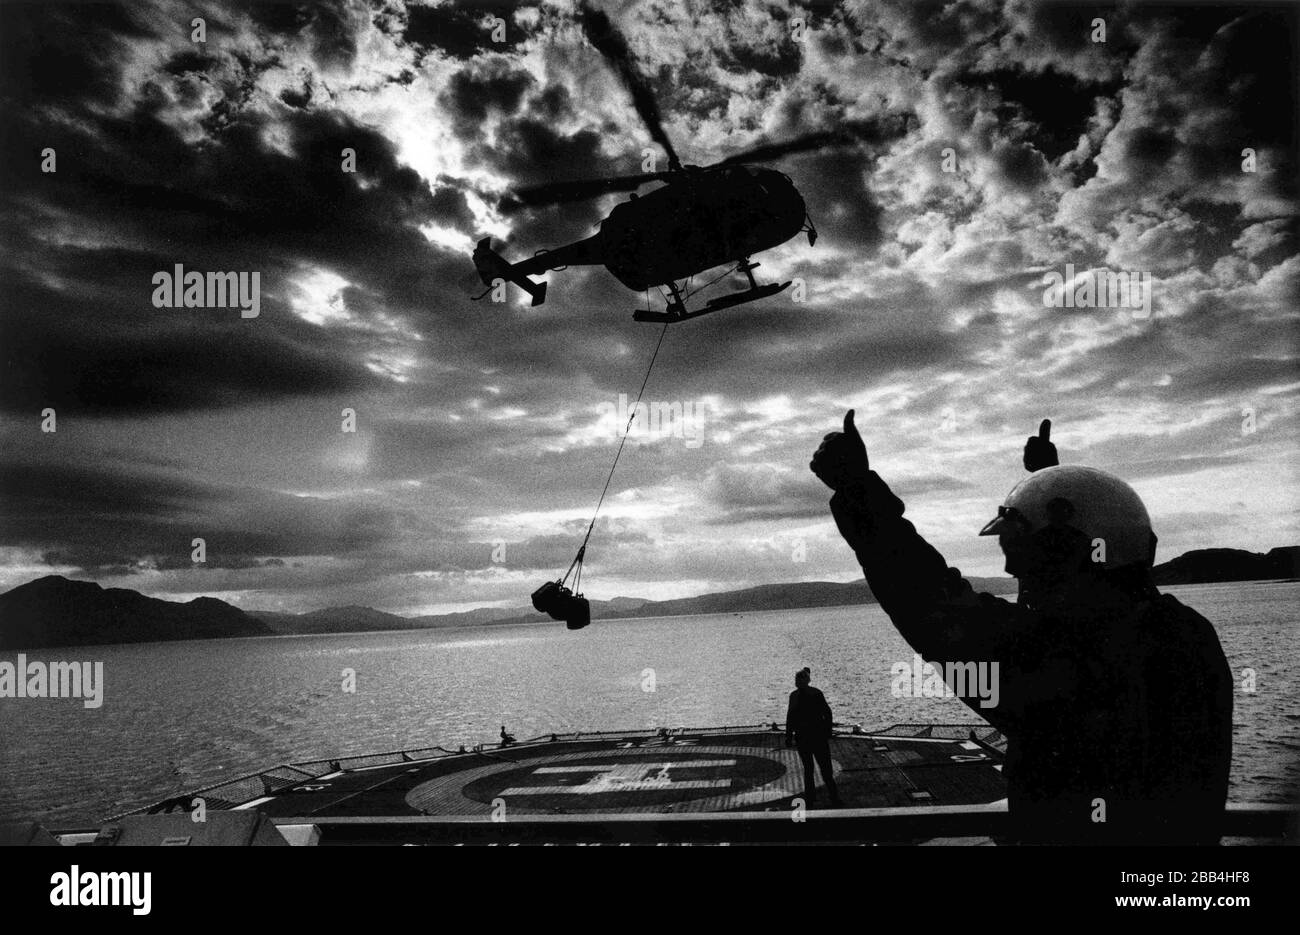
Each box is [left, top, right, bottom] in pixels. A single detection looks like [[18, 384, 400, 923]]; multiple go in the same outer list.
[[0, 0, 1295, 615]]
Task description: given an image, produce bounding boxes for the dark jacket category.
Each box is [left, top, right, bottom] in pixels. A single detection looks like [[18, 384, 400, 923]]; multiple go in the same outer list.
[[829, 473, 1233, 845], [786, 686, 833, 746]]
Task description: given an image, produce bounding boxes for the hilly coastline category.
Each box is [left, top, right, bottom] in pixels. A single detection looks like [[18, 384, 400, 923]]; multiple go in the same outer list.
[[0, 575, 271, 650], [1, 546, 1295, 649]]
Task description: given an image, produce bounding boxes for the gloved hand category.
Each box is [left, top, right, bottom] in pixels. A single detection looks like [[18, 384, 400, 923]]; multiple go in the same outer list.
[[1023, 418, 1059, 472], [810, 409, 869, 491]]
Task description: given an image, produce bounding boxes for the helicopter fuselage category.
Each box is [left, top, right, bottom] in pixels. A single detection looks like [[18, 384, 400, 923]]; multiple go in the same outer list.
[[474, 165, 810, 311], [598, 165, 807, 290]]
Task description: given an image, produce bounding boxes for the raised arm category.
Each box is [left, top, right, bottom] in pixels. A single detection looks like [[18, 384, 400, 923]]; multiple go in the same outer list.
[[811, 411, 1041, 731]]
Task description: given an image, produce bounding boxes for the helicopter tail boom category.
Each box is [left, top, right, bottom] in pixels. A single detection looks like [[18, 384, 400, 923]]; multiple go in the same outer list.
[[473, 238, 549, 307]]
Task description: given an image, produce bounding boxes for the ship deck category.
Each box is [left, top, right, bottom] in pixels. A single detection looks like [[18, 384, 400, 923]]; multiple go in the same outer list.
[[41, 723, 1296, 845], [251, 724, 1007, 819], [99, 724, 1010, 843]]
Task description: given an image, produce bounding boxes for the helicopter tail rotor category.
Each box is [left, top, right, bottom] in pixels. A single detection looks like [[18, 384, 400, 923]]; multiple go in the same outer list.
[[472, 238, 548, 307]]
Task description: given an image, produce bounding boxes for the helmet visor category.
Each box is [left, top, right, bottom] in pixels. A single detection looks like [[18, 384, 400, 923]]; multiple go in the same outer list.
[[978, 504, 1030, 537]]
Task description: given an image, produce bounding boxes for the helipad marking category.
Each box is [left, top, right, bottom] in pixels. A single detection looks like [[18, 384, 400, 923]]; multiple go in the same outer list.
[[531, 761, 737, 773], [408, 745, 811, 814], [500, 760, 738, 796]]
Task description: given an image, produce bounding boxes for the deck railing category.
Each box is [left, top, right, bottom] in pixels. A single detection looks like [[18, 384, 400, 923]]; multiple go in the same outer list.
[[70, 720, 1299, 843], [102, 721, 982, 820], [274, 802, 1298, 845]]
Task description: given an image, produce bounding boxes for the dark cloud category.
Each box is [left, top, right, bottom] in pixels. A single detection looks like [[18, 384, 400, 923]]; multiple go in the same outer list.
[[0, 263, 381, 415], [440, 58, 535, 130], [483, 118, 612, 188], [0, 20, 475, 414], [0, 0, 1296, 610], [0, 451, 419, 577], [0, 2, 156, 109], [717, 35, 802, 79], [403, 0, 529, 60], [467, 114, 618, 246], [959, 66, 1122, 161], [789, 147, 886, 246]]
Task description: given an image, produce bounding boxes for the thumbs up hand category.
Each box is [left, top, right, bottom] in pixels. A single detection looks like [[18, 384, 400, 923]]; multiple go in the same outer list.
[[811, 409, 871, 491], [1023, 418, 1059, 472]]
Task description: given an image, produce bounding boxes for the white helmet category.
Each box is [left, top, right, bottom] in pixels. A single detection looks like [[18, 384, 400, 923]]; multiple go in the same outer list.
[[978, 465, 1155, 570]]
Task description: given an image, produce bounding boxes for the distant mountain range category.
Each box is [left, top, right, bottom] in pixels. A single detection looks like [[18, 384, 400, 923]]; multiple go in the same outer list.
[[246, 578, 1022, 635], [1152, 546, 1300, 586], [1, 546, 1295, 649], [0, 575, 270, 649]]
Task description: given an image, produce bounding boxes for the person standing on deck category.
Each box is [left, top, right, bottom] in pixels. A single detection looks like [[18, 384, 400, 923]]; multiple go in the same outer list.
[[785, 668, 843, 807], [809, 410, 1232, 844]]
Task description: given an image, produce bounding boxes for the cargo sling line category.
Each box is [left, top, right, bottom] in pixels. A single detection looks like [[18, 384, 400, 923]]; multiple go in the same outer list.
[[559, 322, 670, 593]]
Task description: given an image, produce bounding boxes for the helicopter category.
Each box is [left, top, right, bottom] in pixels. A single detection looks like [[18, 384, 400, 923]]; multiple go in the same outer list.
[[471, 5, 902, 324]]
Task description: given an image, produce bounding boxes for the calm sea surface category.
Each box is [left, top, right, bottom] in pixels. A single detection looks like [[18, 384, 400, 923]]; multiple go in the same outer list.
[[1, 581, 1296, 825]]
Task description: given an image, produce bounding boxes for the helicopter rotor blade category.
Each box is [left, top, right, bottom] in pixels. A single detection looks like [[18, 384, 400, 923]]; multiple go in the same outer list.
[[714, 131, 845, 166], [577, 3, 682, 172], [715, 116, 912, 166], [500, 172, 671, 213]]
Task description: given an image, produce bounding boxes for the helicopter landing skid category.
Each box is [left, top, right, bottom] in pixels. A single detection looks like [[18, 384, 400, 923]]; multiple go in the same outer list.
[[632, 277, 793, 324], [703, 279, 792, 312]]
